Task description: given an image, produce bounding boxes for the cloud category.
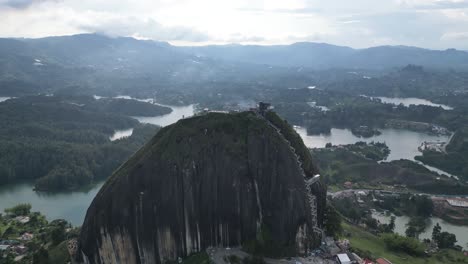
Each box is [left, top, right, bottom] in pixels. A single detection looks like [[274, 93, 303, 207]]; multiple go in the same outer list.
[[237, 7, 321, 15], [415, 0, 468, 9], [0, 0, 57, 9], [78, 17, 210, 42], [220, 33, 265, 43], [441, 31, 468, 40], [0, 0, 468, 49]]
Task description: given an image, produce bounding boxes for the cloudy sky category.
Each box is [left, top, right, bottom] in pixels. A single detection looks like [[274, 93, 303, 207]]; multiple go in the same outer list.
[[1, 0, 468, 49]]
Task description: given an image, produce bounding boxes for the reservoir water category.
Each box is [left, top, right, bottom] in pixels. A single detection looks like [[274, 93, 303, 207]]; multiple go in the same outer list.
[[109, 128, 134, 141], [133, 104, 195, 127], [0, 103, 460, 230], [0, 102, 196, 226], [372, 212, 468, 249], [295, 127, 458, 178], [0, 182, 104, 226], [376, 97, 453, 110], [295, 127, 449, 162]]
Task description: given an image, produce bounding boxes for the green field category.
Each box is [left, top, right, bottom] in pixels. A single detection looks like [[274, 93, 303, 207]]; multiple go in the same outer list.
[[342, 222, 468, 264]]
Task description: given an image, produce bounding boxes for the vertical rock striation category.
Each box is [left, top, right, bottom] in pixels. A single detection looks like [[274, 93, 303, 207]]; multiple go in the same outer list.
[[76, 111, 326, 264]]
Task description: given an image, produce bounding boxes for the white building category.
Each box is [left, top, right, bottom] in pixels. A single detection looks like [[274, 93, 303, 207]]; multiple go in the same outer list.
[[337, 253, 352, 264]]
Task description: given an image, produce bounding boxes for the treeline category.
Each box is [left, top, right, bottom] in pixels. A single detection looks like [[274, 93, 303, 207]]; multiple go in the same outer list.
[[0, 96, 161, 191], [311, 142, 468, 194], [0, 125, 159, 191], [271, 89, 468, 137], [416, 127, 468, 181], [84, 97, 172, 117], [324, 65, 468, 100]]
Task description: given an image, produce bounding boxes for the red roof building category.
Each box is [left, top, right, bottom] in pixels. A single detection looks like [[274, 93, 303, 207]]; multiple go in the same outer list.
[[376, 258, 392, 264]]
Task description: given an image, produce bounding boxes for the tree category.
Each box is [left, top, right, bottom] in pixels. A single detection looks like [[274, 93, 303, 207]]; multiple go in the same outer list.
[[50, 226, 66, 245], [432, 223, 441, 241], [405, 217, 426, 238], [0, 252, 15, 264], [365, 217, 378, 230], [414, 195, 434, 217], [324, 205, 343, 238], [382, 233, 425, 256], [405, 226, 418, 238], [436, 232, 457, 249], [382, 216, 396, 233], [4, 203, 31, 216], [389, 216, 396, 232], [349, 208, 360, 223], [32, 247, 49, 264]]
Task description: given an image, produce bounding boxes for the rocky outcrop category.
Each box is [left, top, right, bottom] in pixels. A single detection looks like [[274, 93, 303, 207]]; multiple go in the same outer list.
[[76, 111, 326, 264]]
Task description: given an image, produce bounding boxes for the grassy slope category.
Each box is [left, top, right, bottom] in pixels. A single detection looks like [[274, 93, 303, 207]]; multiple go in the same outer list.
[[342, 223, 468, 264]]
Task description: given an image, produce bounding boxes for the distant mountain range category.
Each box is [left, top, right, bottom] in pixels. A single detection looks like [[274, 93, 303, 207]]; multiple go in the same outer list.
[[2, 33, 468, 71], [181, 42, 468, 70], [1, 33, 468, 97]]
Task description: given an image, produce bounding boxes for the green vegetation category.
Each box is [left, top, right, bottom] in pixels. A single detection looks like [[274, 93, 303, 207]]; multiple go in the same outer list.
[[405, 217, 427, 238], [382, 233, 425, 256], [312, 142, 468, 194], [343, 222, 468, 264], [86, 97, 172, 117], [0, 96, 161, 191], [375, 193, 434, 217], [332, 191, 436, 237], [183, 252, 211, 264], [324, 204, 343, 238], [272, 88, 465, 136], [432, 224, 458, 249], [4, 204, 31, 217], [0, 204, 74, 264], [242, 224, 295, 258], [416, 127, 468, 180]]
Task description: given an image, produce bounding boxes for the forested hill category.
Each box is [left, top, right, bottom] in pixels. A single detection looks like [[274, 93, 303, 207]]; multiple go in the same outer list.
[[181, 43, 468, 69], [416, 127, 468, 180], [0, 95, 161, 191], [1, 35, 468, 97]]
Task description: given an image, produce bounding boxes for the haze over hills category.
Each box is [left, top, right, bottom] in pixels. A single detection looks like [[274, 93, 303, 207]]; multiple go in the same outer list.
[[2, 33, 468, 102], [2, 0, 468, 260], [2, 34, 468, 76], [1, 29, 468, 264], [182, 43, 468, 70]]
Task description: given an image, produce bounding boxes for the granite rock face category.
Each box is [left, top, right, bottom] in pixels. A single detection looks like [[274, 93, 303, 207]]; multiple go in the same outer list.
[[76, 111, 326, 264]]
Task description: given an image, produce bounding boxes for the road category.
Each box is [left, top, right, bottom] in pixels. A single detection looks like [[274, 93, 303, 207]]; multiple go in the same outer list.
[[207, 247, 335, 264], [329, 188, 468, 199]]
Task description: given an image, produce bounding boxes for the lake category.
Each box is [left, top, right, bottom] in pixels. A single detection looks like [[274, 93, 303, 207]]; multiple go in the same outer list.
[[0, 102, 195, 226], [295, 127, 449, 161], [0, 97, 11, 103], [0, 103, 458, 228], [372, 212, 468, 249], [94, 95, 196, 127], [376, 97, 453, 110], [295, 127, 458, 178], [109, 128, 133, 141], [0, 181, 104, 226], [133, 104, 195, 127]]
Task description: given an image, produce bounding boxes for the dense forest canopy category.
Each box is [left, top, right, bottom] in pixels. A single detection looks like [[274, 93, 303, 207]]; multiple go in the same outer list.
[[0, 95, 161, 191]]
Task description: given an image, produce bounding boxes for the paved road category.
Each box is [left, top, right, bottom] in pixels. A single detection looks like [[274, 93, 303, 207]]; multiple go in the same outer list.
[[206, 247, 334, 264], [329, 188, 468, 199]]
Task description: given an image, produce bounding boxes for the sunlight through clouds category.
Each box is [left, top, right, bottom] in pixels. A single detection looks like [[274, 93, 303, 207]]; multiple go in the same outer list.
[[0, 0, 467, 49]]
